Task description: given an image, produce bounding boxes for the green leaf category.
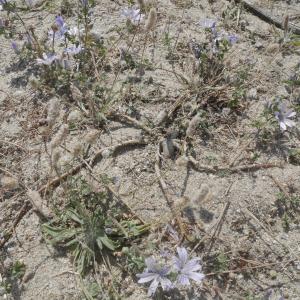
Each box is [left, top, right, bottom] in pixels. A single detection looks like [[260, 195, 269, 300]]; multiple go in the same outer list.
[[98, 235, 116, 251], [66, 209, 84, 224], [43, 224, 79, 243], [96, 237, 103, 250]]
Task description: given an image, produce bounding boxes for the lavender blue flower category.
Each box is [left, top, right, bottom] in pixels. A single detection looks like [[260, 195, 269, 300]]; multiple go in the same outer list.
[[200, 18, 217, 29], [36, 53, 58, 65], [55, 16, 64, 28], [67, 26, 83, 37], [274, 103, 296, 131], [121, 7, 144, 24], [11, 41, 19, 53], [48, 16, 69, 40], [226, 34, 238, 45], [173, 247, 205, 286], [137, 257, 172, 296], [64, 44, 83, 55], [26, 0, 33, 7]]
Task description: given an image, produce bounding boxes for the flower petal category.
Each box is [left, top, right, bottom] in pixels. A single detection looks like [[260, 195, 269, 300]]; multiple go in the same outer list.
[[177, 247, 188, 265], [187, 271, 205, 282], [160, 277, 173, 291], [280, 121, 287, 131], [148, 278, 159, 296], [177, 274, 190, 286], [137, 273, 158, 283], [172, 257, 182, 271], [145, 257, 157, 271], [286, 110, 296, 118], [183, 261, 202, 273], [285, 119, 296, 128], [200, 18, 217, 29]]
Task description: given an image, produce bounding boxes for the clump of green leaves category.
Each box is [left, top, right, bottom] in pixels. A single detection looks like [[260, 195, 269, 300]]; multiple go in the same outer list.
[[43, 177, 149, 274], [213, 252, 229, 272], [10, 261, 26, 280], [289, 148, 300, 165], [0, 260, 26, 295], [122, 246, 145, 274], [252, 98, 283, 147], [275, 192, 300, 232]]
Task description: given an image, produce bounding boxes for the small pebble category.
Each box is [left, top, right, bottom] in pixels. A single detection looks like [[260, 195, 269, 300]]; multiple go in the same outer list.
[[269, 270, 277, 279], [246, 88, 258, 100]]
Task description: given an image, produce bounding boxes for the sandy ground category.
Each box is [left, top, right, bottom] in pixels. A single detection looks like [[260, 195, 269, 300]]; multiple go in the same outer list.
[[1, 0, 300, 299]]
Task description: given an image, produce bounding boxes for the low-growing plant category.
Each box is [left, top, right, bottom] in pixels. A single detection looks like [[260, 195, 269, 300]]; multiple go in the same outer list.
[[43, 177, 149, 274], [275, 192, 300, 231]]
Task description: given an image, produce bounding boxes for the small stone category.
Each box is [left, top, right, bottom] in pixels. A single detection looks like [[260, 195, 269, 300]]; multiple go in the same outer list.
[[266, 43, 280, 53], [292, 87, 300, 100], [237, 274, 243, 280], [254, 42, 264, 49], [1, 176, 19, 189], [67, 110, 82, 123], [161, 138, 175, 158], [0, 287, 5, 296], [13, 90, 25, 98], [175, 156, 189, 167], [154, 109, 168, 126], [3, 257, 13, 270], [246, 88, 258, 100], [269, 270, 277, 279], [101, 149, 111, 158]]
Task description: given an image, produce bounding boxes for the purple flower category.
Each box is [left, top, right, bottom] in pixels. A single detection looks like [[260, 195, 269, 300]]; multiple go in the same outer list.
[[121, 7, 144, 24], [274, 103, 296, 131], [55, 16, 65, 28], [26, 0, 33, 7], [64, 44, 83, 55], [226, 34, 238, 44], [48, 16, 68, 40], [11, 41, 19, 53], [173, 247, 205, 286], [137, 257, 172, 296], [36, 53, 58, 65], [200, 18, 217, 29], [67, 26, 83, 37]]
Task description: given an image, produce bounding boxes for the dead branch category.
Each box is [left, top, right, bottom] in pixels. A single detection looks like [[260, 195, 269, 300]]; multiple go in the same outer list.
[[108, 112, 153, 135], [236, 0, 300, 35], [188, 156, 283, 174]]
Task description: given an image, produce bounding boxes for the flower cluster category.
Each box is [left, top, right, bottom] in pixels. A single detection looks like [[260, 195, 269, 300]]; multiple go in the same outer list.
[[48, 16, 69, 40], [36, 16, 84, 66], [274, 103, 296, 131], [121, 7, 144, 25], [137, 247, 204, 297], [36, 53, 58, 65], [199, 18, 238, 53]]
